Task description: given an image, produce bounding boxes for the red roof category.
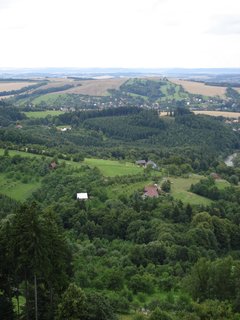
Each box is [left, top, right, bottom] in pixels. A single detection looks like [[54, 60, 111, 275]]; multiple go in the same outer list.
[[144, 186, 159, 198]]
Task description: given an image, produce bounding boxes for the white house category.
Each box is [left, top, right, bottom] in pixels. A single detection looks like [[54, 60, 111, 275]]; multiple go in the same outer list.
[[76, 193, 88, 200]]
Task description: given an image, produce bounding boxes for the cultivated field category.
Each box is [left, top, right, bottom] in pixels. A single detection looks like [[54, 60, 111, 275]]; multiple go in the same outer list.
[[0, 81, 37, 92], [64, 78, 128, 96], [193, 110, 240, 118], [29, 77, 127, 97], [169, 79, 227, 98]]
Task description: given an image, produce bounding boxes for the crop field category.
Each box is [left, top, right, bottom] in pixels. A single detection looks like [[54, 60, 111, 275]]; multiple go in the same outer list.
[[0, 81, 36, 92], [193, 110, 240, 118], [169, 175, 212, 205], [0, 173, 41, 201], [24, 110, 64, 118], [169, 79, 227, 98], [64, 78, 128, 96]]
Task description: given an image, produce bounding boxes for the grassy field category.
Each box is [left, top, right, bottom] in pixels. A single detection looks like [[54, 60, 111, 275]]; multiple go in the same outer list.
[[216, 179, 231, 190], [169, 175, 213, 205], [193, 110, 240, 118], [169, 79, 227, 98], [84, 158, 143, 177], [32, 93, 67, 104], [24, 110, 64, 118], [0, 173, 41, 201]]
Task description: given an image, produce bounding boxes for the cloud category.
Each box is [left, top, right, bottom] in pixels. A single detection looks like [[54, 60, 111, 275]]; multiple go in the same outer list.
[[0, 0, 15, 9], [208, 15, 240, 35]]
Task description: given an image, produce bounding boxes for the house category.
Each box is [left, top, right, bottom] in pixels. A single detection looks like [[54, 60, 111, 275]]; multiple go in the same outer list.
[[210, 172, 221, 180], [60, 127, 72, 132], [143, 185, 159, 198], [136, 160, 147, 167], [136, 159, 158, 169], [76, 193, 88, 200], [146, 160, 158, 169], [49, 161, 57, 170]]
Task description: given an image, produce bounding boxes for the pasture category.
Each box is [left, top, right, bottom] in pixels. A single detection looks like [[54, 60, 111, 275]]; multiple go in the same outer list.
[[84, 158, 143, 177], [169, 175, 212, 205], [169, 79, 227, 98], [0, 173, 41, 201]]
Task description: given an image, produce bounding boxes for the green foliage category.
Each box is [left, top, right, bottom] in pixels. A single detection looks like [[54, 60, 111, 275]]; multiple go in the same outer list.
[[56, 283, 86, 320], [149, 307, 173, 320], [161, 180, 171, 192]]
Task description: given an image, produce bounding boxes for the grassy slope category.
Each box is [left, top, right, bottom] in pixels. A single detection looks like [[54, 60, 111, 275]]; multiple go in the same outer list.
[[32, 93, 66, 104], [0, 174, 41, 201], [169, 175, 213, 206], [84, 158, 143, 177], [0, 150, 229, 203], [0, 149, 142, 177]]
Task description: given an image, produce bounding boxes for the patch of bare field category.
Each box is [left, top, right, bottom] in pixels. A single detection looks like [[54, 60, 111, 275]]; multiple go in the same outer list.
[[0, 82, 37, 92], [33, 81, 72, 91], [235, 88, 240, 94], [193, 111, 240, 118], [169, 79, 227, 98], [63, 78, 128, 96]]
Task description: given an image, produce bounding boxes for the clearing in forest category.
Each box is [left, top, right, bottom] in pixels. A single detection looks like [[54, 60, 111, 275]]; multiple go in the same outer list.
[[169, 175, 212, 205]]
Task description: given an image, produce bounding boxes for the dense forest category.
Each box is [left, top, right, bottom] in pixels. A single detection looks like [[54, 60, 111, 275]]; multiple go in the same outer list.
[[1, 90, 240, 319]]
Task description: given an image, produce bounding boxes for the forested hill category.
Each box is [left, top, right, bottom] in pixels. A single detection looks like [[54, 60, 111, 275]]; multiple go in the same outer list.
[[57, 107, 239, 151], [1, 104, 240, 319]]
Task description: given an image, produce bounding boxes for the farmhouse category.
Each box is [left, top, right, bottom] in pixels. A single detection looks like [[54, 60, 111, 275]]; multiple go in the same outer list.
[[49, 161, 57, 170], [136, 160, 147, 166], [136, 159, 158, 169], [143, 185, 159, 198], [77, 193, 88, 200], [146, 160, 158, 169], [210, 173, 221, 180]]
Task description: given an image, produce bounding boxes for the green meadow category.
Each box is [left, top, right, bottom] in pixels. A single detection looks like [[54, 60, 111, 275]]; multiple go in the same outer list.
[[84, 158, 143, 177], [0, 173, 41, 201], [169, 175, 213, 206]]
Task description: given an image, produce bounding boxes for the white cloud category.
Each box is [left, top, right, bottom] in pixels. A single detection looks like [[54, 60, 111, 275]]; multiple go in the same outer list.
[[0, 0, 240, 68]]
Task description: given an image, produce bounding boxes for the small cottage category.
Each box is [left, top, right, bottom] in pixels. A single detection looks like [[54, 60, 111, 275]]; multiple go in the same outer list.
[[143, 185, 159, 198]]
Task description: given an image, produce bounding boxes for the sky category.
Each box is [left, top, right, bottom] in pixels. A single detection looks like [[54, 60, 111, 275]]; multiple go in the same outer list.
[[0, 0, 240, 68]]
